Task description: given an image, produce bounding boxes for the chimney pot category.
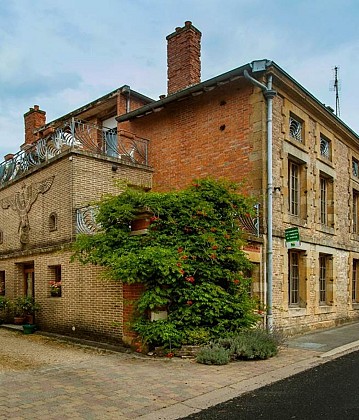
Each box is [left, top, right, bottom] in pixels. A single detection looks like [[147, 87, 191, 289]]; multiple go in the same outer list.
[[185, 21, 192, 27]]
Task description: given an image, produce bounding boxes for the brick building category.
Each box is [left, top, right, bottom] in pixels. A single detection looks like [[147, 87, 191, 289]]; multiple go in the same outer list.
[[1, 21, 359, 342]]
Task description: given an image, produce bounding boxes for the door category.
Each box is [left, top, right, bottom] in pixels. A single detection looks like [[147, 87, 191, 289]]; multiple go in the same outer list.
[[24, 266, 34, 298]]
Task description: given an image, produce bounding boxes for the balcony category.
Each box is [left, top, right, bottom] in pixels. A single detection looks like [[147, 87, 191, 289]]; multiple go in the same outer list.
[[0, 119, 149, 188]]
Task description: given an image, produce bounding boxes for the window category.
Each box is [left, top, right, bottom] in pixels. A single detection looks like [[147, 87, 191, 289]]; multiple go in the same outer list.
[[49, 265, 62, 298], [319, 174, 334, 227], [319, 255, 327, 304], [288, 158, 307, 219], [288, 250, 306, 307], [320, 135, 331, 160], [289, 161, 300, 216], [319, 254, 333, 306], [352, 158, 359, 178], [0, 271, 5, 296], [289, 116, 303, 142], [352, 260, 359, 303], [289, 251, 299, 305], [0, 229, 3, 244], [49, 213, 58, 232], [320, 177, 327, 225], [353, 190, 359, 234]]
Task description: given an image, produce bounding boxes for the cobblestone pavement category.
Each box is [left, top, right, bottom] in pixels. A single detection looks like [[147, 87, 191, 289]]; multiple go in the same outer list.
[[0, 326, 357, 420]]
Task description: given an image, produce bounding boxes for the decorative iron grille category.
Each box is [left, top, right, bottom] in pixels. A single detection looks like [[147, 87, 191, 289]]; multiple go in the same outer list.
[[320, 136, 331, 159], [0, 120, 149, 188], [289, 117, 302, 142], [76, 206, 101, 234]]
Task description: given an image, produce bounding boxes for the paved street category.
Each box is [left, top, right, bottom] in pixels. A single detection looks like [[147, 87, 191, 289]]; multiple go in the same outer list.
[[183, 350, 359, 419], [0, 323, 359, 419]]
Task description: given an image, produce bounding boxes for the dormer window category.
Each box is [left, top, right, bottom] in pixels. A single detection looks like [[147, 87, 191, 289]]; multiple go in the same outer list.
[[289, 116, 303, 143]]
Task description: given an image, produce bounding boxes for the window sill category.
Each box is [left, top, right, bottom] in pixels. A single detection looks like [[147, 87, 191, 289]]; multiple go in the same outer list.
[[316, 305, 334, 314], [317, 155, 334, 168], [351, 303, 359, 310], [285, 137, 309, 153], [284, 215, 308, 228], [317, 224, 335, 235], [288, 307, 306, 317]]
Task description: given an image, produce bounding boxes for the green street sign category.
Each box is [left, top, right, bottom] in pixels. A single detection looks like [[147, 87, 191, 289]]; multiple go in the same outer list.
[[285, 227, 300, 248]]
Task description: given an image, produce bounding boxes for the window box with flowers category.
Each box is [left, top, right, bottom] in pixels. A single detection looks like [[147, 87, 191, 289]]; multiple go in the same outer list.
[[49, 281, 62, 297], [49, 265, 62, 297]]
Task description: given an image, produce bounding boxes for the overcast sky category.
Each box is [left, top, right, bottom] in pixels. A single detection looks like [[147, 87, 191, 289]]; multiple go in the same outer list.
[[1, 0, 358, 158]]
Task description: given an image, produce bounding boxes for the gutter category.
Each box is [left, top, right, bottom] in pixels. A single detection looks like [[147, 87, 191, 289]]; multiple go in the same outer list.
[[116, 63, 253, 122], [244, 61, 277, 332]]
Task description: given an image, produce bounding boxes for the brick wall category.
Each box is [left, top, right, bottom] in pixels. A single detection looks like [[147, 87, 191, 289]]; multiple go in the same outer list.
[[23, 105, 46, 145], [0, 148, 152, 342], [121, 79, 262, 196], [166, 21, 202, 95]]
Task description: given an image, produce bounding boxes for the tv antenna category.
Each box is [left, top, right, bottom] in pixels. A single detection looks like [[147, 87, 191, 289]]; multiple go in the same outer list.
[[329, 66, 341, 117]]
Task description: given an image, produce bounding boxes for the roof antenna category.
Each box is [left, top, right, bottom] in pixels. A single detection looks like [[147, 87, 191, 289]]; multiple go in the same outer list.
[[329, 66, 341, 117]]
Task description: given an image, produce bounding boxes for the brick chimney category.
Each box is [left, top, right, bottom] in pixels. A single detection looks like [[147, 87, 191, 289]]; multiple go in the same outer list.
[[166, 21, 202, 95], [24, 105, 46, 145]]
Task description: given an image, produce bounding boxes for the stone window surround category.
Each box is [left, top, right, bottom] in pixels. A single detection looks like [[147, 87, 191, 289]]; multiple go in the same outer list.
[[282, 100, 310, 150], [283, 142, 309, 225]]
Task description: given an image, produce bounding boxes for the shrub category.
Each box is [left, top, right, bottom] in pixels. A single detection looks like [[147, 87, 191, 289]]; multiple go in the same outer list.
[[218, 328, 279, 360], [196, 343, 231, 365], [0, 297, 12, 323], [133, 319, 183, 349], [73, 178, 260, 348]]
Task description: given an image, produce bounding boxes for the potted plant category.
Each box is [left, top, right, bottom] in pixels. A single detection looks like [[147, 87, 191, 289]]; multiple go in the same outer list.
[[13, 296, 41, 325], [12, 297, 26, 325]]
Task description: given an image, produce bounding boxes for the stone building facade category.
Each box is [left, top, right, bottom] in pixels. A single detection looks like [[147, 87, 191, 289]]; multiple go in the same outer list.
[[1, 21, 359, 342], [117, 22, 359, 334]]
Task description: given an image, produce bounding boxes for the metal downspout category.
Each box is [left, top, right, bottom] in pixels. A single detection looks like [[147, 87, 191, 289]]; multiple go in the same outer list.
[[244, 68, 276, 331]]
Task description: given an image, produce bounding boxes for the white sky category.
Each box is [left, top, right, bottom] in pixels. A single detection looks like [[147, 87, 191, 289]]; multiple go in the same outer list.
[[1, 0, 358, 158]]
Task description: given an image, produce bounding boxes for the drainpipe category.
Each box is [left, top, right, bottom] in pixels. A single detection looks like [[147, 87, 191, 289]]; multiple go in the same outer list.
[[244, 62, 276, 331]]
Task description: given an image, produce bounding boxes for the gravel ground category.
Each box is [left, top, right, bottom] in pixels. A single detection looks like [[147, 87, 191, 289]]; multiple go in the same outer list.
[[0, 328, 119, 372]]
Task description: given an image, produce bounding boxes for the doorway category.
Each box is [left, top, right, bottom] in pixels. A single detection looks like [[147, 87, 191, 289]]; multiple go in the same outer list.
[[23, 265, 34, 298]]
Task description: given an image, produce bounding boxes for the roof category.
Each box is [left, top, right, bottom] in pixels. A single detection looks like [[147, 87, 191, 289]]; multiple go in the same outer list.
[[36, 86, 154, 133], [116, 60, 359, 141]]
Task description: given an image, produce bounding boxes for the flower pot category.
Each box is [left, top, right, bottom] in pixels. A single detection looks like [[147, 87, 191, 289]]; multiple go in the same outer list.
[[50, 289, 61, 297], [25, 314, 34, 324], [14, 316, 26, 325], [23, 324, 37, 334]]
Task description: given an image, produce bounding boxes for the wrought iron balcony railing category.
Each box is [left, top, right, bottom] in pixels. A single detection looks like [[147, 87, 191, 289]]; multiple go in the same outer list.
[[0, 119, 149, 188]]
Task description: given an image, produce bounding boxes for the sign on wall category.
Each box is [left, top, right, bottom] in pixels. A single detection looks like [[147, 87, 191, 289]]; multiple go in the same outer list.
[[285, 227, 300, 248]]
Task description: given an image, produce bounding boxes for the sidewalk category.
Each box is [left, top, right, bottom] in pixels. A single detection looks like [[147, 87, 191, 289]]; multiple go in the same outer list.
[[0, 322, 359, 420]]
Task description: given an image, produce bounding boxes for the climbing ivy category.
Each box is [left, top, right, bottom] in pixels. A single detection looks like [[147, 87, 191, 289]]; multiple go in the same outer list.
[[73, 178, 259, 348]]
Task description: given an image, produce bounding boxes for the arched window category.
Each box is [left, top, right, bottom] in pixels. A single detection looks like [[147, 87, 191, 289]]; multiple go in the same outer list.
[[49, 213, 58, 232]]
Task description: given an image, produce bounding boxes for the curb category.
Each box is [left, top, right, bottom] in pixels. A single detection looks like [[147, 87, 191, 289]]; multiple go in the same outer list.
[[138, 342, 359, 420], [319, 339, 359, 359]]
